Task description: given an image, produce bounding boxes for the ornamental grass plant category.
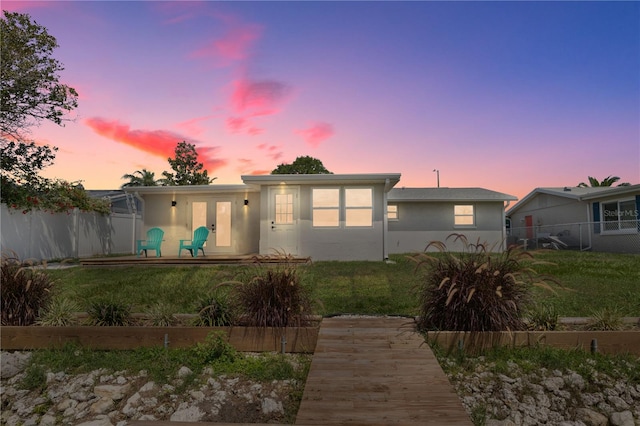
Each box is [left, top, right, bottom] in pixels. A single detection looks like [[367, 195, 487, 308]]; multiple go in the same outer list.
[[230, 254, 313, 328], [1, 251, 55, 325], [412, 234, 559, 333]]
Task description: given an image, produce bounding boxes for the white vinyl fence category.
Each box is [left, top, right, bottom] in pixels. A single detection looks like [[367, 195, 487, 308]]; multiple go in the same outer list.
[[1, 204, 142, 261]]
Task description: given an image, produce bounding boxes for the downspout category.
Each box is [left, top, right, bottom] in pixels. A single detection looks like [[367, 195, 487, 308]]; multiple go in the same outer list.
[[383, 179, 390, 261], [583, 203, 592, 251]]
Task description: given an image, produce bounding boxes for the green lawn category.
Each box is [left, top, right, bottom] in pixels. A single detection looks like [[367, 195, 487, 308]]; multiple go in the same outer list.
[[46, 251, 639, 317]]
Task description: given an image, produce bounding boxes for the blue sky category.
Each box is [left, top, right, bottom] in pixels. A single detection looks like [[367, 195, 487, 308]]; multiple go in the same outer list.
[[4, 0, 639, 200]]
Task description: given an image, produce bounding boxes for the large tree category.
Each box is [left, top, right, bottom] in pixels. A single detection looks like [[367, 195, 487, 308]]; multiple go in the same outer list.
[[1, 11, 78, 139], [577, 176, 630, 188], [0, 12, 106, 213], [161, 141, 214, 186], [271, 156, 332, 174], [121, 169, 159, 188]]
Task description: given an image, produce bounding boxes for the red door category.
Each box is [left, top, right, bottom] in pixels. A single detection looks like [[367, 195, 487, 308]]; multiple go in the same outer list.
[[525, 215, 533, 239]]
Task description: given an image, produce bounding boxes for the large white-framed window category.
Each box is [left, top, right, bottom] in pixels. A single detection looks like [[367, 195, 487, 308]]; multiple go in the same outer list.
[[345, 188, 373, 227], [454, 204, 475, 226], [602, 199, 638, 233], [387, 204, 398, 221], [312, 188, 340, 227]]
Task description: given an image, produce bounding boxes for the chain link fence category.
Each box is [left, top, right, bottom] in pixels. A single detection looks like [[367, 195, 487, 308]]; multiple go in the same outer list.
[[507, 221, 640, 254]]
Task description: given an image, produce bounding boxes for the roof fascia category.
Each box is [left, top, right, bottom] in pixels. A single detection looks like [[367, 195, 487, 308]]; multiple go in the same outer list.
[[579, 184, 640, 201], [123, 184, 256, 195], [506, 188, 582, 215], [241, 173, 402, 189]]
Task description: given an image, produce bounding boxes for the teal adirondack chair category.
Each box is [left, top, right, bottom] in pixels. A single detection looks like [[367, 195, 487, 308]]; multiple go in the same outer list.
[[137, 227, 164, 257], [179, 226, 210, 257]]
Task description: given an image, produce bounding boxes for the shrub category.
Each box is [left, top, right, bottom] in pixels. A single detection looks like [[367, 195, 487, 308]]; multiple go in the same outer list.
[[1, 252, 55, 325], [412, 234, 558, 333], [86, 299, 132, 326], [586, 307, 624, 331], [37, 297, 79, 326], [231, 256, 313, 328], [145, 302, 178, 326], [192, 331, 238, 364], [193, 294, 234, 327], [526, 302, 559, 331]]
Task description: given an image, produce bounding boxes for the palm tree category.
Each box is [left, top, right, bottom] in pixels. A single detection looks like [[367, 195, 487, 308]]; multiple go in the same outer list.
[[577, 175, 630, 188], [120, 169, 158, 188]]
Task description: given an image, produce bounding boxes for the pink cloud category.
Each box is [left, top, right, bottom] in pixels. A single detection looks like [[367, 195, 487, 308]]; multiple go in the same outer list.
[[295, 122, 335, 148], [230, 78, 291, 116], [226, 116, 249, 133], [84, 117, 226, 172], [257, 143, 283, 161], [188, 14, 262, 67]]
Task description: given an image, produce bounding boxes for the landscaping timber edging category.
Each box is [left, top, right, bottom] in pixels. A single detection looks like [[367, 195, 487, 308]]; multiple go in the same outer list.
[[0, 326, 319, 353], [426, 330, 640, 355]]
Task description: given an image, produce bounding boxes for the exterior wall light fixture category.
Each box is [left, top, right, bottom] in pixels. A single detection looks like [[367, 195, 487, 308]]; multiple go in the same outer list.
[[244, 199, 249, 206], [171, 200, 177, 207]]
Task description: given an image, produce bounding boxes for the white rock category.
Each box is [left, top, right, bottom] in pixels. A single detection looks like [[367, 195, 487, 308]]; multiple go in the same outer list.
[[177, 366, 193, 378], [0, 352, 32, 379], [39, 414, 57, 426], [170, 404, 205, 422], [94, 384, 131, 400], [610, 411, 635, 426], [90, 397, 115, 414], [261, 397, 283, 414], [575, 407, 608, 426]]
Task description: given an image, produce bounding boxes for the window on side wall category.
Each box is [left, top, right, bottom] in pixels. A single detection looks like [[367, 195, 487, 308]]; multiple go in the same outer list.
[[345, 188, 373, 227], [602, 199, 637, 232], [312, 188, 340, 227], [387, 204, 398, 221], [454, 204, 475, 226]]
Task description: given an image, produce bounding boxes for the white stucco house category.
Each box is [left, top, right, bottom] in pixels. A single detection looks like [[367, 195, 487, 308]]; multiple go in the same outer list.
[[386, 187, 517, 253], [125, 173, 517, 261], [506, 185, 640, 254]]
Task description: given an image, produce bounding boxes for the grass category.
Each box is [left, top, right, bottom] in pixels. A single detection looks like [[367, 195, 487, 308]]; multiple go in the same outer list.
[[43, 251, 639, 317], [14, 250, 640, 425], [525, 251, 640, 317]]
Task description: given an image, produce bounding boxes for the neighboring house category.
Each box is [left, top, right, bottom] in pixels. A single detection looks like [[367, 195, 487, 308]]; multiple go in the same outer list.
[[125, 174, 517, 261], [386, 188, 517, 253], [87, 190, 142, 214], [506, 185, 640, 253]]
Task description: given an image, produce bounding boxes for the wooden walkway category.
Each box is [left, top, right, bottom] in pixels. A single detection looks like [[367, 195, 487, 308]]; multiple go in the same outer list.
[[130, 316, 472, 426], [295, 316, 473, 425]]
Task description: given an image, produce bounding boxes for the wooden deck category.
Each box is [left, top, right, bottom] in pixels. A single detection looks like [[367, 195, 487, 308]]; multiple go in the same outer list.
[[295, 316, 473, 425], [130, 316, 473, 426], [79, 254, 311, 267]]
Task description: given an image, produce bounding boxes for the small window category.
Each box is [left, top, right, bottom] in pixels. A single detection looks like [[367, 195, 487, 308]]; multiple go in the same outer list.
[[387, 204, 398, 220], [345, 188, 372, 227], [454, 205, 475, 226], [275, 193, 293, 224], [313, 188, 340, 227], [602, 199, 638, 232]]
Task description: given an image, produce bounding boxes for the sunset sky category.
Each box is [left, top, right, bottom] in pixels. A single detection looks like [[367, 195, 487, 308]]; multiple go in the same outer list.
[[4, 0, 639, 201]]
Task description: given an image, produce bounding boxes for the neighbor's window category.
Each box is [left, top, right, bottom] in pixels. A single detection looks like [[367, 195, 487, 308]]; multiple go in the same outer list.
[[602, 199, 637, 232], [387, 204, 398, 220], [345, 188, 373, 227], [312, 188, 340, 227], [454, 205, 475, 226]]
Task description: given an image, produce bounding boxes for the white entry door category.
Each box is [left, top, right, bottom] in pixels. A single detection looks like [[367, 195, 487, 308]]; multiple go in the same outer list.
[[268, 187, 298, 255], [191, 199, 232, 253]]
